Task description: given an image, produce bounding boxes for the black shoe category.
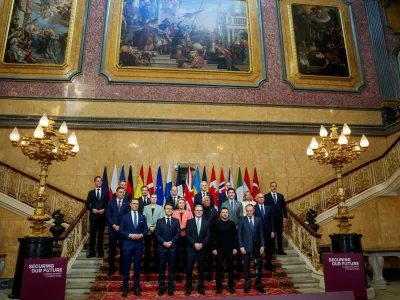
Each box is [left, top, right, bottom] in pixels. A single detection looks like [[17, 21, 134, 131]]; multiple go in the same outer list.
[[158, 288, 165, 296], [107, 267, 116, 276], [244, 286, 250, 293], [97, 252, 104, 258], [185, 288, 192, 296], [133, 288, 141, 296], [228, 287, 236, 294], [121, 290, 128, 298], [257, 286, 266, 293], [216, 289, 222, 294], [86, 252, 95, 258], [198, 288, 205, 295], [278, 250, 287, 255], [168, 288, 174, 296]]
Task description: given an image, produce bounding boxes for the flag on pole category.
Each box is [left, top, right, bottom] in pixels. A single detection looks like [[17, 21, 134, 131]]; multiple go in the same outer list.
[[209, 166, 218, 210], [165, 164, 172, 205], [146, 165, 154, 195], [236, 167, 244, 202], [252, 167, 260, 201], [134, 164, 144, 198], [101, 166, 110, 201], [119, 164, 126, 182], [110, 164, 118, 200], [156, 166, 164, 206], [243, 167, 251, 193], [184, 165, 194, 213], [202, 166, 208, 192], [126, 164, 134, 195], [218, 167, 225, 193], [193, 166, 201, 196], [228, 167, 234, 188], [176, 165, 184, 197]]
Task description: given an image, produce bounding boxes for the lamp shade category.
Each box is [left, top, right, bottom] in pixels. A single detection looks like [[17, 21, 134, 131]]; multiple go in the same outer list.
[[310, 137, 319, 150], [59, 122, 68, 134], [72, 142, 80, 153], [342, 123, 351, 135], [319, 125, 328, 137], [338, 134, 348, 145], [10, 128, 20, 142], [39, 114, 49, 127], [34, 125, 44, 139], [68, 132, 77, 145], [360, 135, 369, 148]]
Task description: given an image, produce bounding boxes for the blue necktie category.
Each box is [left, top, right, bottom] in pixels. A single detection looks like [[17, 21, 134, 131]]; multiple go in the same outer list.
[[249, 218, 254, 231], [134, 212, 138, 228], [261, 205, 265, 217], [167, 217, 171, 227]]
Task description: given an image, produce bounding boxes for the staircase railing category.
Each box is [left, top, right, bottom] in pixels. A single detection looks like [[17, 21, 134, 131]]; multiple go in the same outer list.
[[286, 136, 400, 220], [0, 161, 89, 261]]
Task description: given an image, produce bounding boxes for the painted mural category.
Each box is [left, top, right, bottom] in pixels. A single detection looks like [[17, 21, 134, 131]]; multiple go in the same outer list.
[[292, 5, 350, 77], [118, 0, 250, 71], [3, 0, 73, 64]]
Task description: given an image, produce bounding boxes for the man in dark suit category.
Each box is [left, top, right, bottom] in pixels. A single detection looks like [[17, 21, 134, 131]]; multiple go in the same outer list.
[[185, 205, 211, 295], [85, 176, 109, 258], [165, 185, 180, 209], [212, 207, 237, 294], [218, 181, 234, 211], [201, 195, 217, 272], [111, 180, 132, 202], [137, 185, 150, 213], [264, 182, 288, 255], [106, 186, 131, 276], [254, 193, 275, 271], [154, 203, 181, 296], [119, 198, 148, 298], [238, 204, 265, 293], [194, 181, 215, 207]]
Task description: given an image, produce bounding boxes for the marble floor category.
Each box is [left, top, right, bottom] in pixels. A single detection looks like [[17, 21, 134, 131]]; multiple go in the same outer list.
[[0, 281, 399, 299]]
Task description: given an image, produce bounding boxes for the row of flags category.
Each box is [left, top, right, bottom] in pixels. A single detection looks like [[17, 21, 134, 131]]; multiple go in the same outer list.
[[101, 164, 261, 213]]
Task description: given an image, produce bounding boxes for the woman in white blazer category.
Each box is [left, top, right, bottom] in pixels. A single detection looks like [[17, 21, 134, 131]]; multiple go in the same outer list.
[[142, 194, 165, 272]]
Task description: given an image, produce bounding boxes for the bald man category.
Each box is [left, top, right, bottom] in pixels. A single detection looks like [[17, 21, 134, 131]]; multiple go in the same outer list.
[[194, 181, 215, 207], [165, 186, 180, 209]]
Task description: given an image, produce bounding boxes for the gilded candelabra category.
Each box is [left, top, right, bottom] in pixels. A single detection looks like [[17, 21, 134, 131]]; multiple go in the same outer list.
[[307, 124, 369, 234], [9, 114, 79, 237]]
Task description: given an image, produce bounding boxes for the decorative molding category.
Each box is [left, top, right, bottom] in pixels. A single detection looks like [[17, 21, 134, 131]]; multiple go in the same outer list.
[[364, 0, 398, 101], [380, 0, 400, 35], [0, 114, 397, 136], [316, 167, 400, 226]]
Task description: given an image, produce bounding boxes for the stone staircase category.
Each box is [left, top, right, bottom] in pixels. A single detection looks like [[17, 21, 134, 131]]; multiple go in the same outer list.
[[277, 240, 323, 293]]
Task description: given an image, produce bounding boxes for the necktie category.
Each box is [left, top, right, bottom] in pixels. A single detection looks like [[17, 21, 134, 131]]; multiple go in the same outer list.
[[203, 192, 205, 197], [174, 197, 176, 205], [134, 212, 138, 228], [96, 189, 100, 200], [118, 200, 121, 212], [167, 217, 171, 227], [273, 193, 277, 204], [196, 218, 201, 235], [261, 205, 265, 217], [230, 200, 234, 210], [249, 217, 254, 231]]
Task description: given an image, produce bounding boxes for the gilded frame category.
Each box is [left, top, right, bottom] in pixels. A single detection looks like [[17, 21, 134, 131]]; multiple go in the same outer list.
[[100, 0, 267, 87], [0, 0, 90, 81], [277, 0, 365, 92]]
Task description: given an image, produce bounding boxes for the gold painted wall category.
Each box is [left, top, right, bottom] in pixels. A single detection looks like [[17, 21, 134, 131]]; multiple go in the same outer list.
[[319, 196, 400, 252], [0, 208, 35, 278]]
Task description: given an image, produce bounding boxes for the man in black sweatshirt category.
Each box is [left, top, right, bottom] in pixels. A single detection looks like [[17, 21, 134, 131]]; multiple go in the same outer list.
[[212, 207, 237, 294]]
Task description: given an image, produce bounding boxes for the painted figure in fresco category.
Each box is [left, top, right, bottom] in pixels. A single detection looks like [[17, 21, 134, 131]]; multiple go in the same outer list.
[[292, 5, 349, 77], [118, 0, 250, 71], [4, 0, 72, 64]]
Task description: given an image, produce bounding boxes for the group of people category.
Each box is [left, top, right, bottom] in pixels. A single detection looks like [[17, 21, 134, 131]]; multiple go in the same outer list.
[[86, 177, 288, 298]]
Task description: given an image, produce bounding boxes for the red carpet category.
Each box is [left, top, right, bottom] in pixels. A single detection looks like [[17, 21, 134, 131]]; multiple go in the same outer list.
[[86, 251, 300, 299]]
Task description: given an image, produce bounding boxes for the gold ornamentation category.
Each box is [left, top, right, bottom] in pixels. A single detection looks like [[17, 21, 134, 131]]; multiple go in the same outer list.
[[9, 115, 79, 237], [277, 0, 364, 92], [307, 124, 369, 234]]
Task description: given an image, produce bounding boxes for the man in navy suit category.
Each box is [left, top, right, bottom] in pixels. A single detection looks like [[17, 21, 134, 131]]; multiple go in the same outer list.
[[238, 204, 265, 293], [264, 182, 288, 255], [185, 205, 211, 295], [218, 181, 235, 211], [85, 176, 109, 258], [154, 203, 181, 296], [165, 186, 180, 209], [194, 181, 215, 207], [111, 180, 132, 202], [119, 198, 148, 298], [106, 186, 131, 276], [254, 193, 275, 271]]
